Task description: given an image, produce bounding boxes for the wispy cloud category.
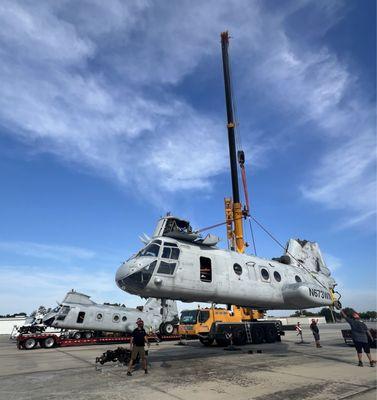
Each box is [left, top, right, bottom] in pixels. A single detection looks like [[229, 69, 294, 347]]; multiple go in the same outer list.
[[0, 265, 132, 314], [0, 241, 95, 261], [301, 132, 376, 230], [0, 1, 374, 228]]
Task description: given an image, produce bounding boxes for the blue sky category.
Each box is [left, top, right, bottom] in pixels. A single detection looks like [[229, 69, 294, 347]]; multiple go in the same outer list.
[[0, 0, 375, 315]]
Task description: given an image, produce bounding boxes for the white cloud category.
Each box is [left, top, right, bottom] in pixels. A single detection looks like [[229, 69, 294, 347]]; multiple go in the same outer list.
[[301, 132, 376, 229], [0, 0, 374, 228], [0, 265, 132, 314], [0, 241, 95, 262]]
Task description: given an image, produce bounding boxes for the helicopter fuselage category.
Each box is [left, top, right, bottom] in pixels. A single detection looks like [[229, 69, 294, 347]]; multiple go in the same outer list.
[[115, 237, 335, 310]]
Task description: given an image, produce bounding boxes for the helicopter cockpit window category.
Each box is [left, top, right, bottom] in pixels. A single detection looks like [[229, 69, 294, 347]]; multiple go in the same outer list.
[[60, 306, 70, 315], [139, 243, 160, 258], [162, 246, 180, 260], [200, 257, 212, 282], [157, 261, 177, 275]]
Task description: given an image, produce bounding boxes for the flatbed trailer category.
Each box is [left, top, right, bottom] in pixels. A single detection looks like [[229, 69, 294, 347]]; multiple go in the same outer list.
[[17, 333, 181, 350], [199, 320, 284, 346]]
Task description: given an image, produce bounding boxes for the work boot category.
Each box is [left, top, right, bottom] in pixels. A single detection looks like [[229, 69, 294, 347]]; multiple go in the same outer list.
[[144, 369, 148, 374], [127, 371, 132, 376], [370, 361, 375, 367], [358, 361, 363, 367]]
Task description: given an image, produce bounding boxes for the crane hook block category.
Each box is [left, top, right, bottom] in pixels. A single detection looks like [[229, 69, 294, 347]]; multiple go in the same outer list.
[[238, 150, 245, 166]]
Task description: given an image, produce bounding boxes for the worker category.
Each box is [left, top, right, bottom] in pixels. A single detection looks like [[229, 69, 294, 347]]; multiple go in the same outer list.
[[310, 319, 322, 348], [295, 321, 303, 343], [341, 309, 376, 367], [127, 319, 150, 376]]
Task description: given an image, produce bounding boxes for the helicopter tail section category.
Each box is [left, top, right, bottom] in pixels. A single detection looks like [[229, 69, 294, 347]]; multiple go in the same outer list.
[[285, 239, 331, 276], [144, 298, 179, 324]]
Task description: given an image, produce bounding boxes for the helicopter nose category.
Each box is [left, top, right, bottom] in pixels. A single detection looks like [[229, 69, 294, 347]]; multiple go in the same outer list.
[[43, 316, 55, 326], [115, 262, 130, 288]]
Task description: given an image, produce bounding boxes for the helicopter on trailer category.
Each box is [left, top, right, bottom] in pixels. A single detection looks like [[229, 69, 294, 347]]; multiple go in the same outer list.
[[43, 290, 179, 336], [115, 32, 342, 311]]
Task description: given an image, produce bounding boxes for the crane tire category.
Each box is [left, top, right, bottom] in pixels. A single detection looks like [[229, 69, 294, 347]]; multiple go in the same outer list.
[[251, 326, 264, 344], [199, 337, 214, 346], [232, 329, 247, 345], [216, 337, 230, 347], [264, 325, 278, 343]]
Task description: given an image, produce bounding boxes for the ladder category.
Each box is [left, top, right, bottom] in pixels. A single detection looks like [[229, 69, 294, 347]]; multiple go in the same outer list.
[[245, 323, 252, 344]]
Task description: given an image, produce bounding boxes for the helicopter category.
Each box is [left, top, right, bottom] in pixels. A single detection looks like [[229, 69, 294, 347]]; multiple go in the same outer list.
[[115, 32, 342, 312]]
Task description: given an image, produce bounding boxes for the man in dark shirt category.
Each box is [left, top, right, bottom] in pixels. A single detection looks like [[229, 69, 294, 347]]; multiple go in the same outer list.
[[341, 309, 376, 367], [127, 319, 150, 376], [310, 319, 322, 348]]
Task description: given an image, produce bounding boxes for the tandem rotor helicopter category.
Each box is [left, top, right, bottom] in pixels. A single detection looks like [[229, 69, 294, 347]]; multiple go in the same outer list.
[[115, 32, 342, 312]]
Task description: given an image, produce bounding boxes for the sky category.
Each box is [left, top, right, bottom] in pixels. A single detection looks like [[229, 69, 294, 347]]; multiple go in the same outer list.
[[0, 0, 375, 316]]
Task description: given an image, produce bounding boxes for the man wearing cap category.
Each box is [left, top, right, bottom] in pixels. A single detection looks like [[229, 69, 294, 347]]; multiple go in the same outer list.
[[341, 309, 376, 367], [310, 319, 322, 348], [127, 319, 150, 376]]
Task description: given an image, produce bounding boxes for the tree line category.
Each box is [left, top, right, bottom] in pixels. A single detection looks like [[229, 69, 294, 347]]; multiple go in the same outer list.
[[289, 308, 377, 322]]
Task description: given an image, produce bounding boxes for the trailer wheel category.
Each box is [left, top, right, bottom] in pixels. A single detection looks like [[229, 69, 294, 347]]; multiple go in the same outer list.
[[251, 326, 264, 344], [73, 332, 81, 340], [160, 322, 174, 336], [264, 325, 278, 343], [42, 337, 55, 348], [199, 337, 214, 346], [24, 338, 37, 350], [84, 332, 92, 339]]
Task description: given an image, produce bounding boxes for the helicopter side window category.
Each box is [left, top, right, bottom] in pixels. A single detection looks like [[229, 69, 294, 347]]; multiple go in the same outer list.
[[76, 312, 85, 324], [157, 261, 177, 275], [200, 257, 212, 282]]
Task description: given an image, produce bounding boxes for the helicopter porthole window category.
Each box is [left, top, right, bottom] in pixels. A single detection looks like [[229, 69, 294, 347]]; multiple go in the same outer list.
[[113, 314, 120, 322], [295, 275, 302, 283], [274, 271, 281, 282], [233, 263, 242, 275], [96, 313, 103, 320], [261, 268, 270, 281], [122, 316, 127, 322]]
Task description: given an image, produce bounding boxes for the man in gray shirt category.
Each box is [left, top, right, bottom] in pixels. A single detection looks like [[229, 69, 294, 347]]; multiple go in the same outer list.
[[341, 309, 376, 367]]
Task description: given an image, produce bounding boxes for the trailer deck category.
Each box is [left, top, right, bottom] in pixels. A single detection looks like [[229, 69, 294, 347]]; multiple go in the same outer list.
[[16, 333, 181, 349]]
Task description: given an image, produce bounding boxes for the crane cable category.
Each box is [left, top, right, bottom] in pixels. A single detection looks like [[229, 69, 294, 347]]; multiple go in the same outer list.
[[248, 217, 257, 256], [248, 215, 329, 290], [197, 214, 329, 291]]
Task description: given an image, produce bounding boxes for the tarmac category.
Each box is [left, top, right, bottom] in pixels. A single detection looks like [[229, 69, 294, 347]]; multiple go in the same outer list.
[[0, 323, 376, 400]]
